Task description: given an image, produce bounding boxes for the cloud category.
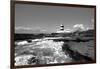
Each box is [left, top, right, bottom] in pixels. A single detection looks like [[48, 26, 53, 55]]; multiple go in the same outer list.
[[41, 29, 46, 32], [65, 29, 72, 32], [15, 27, 32, 30], [15, 26, 47, 33], [73, 24, 85, 31]]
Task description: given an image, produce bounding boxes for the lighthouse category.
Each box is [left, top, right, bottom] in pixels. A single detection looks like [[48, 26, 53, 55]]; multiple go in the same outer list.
[[60, 24, 64, 31], [56, 24, 72, 33], [56, 24, 65, 33]]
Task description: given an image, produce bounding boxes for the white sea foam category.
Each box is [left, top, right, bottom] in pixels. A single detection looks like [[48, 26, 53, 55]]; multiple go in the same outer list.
[[15, 39, 72, 65], [16, 40, 28, 45]]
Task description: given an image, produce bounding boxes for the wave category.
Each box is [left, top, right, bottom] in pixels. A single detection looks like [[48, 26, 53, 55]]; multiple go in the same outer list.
[[15, 39, 72, 65]]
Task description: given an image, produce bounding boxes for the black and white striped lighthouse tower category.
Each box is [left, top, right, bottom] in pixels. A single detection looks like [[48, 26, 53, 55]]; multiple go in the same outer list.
[[60, 24, 64, 31]]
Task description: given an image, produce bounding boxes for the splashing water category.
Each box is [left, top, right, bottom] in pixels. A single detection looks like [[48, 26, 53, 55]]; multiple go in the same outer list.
[[15, 39, 72, 65]]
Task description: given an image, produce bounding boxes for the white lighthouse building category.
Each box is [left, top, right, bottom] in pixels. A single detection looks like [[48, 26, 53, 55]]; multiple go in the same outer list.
[[56, 24, 72, 33]]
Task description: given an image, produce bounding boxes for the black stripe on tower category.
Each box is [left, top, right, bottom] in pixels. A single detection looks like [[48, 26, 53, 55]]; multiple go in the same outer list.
[[60, 28, 64, 30]]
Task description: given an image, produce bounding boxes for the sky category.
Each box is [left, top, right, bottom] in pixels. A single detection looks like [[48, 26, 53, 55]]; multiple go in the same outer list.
[[15, 3, 95, 33]]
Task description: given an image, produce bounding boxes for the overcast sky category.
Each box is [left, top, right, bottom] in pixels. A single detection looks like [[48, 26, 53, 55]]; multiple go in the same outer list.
[[15, 4, 94, 33]]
